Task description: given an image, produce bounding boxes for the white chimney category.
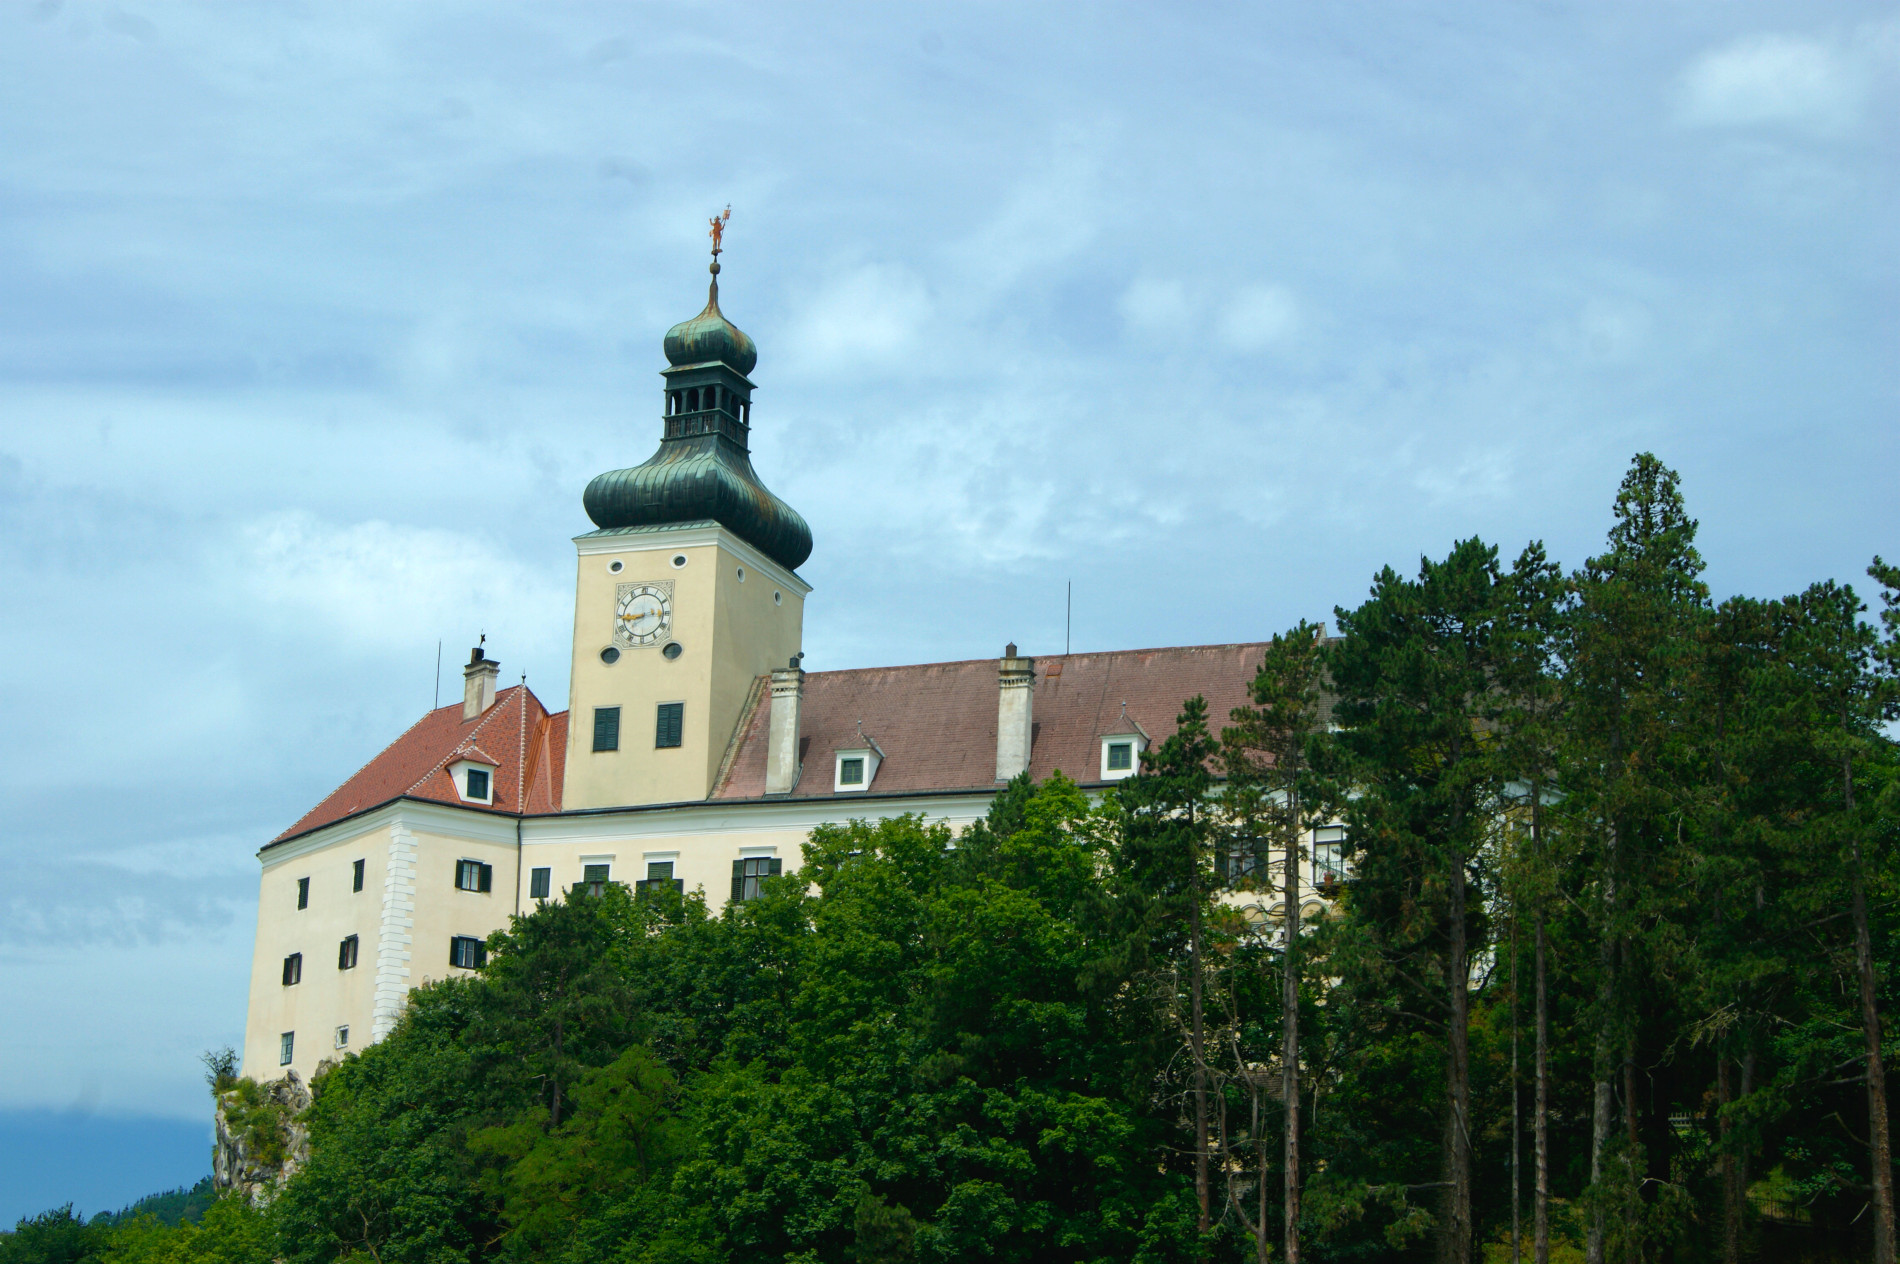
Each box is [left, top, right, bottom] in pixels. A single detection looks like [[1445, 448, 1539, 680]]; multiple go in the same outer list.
[[462, 646, 499, 720], [995, 642, 1034, 782], [765, 657, 804, 794]]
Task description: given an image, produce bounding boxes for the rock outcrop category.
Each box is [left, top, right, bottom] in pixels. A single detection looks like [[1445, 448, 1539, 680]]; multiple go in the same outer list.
[[212, 1064, 327, 1204]]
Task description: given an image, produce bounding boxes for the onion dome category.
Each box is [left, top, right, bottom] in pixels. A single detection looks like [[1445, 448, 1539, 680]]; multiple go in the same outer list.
[[582, 260, 812, 573], [662, 267, 757, 375]]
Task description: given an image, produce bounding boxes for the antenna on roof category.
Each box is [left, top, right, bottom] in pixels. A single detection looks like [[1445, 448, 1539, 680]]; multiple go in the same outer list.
[[434, 640, 442, 711], [1066, 580, 1071, 656]]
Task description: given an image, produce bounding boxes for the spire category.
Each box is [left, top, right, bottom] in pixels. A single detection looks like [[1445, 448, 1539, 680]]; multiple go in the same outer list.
[[579, 215, 812, 572]]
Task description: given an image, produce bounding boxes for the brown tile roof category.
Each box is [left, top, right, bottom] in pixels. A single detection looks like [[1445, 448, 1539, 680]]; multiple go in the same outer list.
[[271, 685, 567, 845], [711, 642, 1272, 801]]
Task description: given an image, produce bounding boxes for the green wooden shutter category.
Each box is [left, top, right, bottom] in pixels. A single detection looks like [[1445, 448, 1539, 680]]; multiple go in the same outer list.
[[478, 863, 492, 893], [593, 706, 621, 752], [768, 858, 783, 877], [731, 859, 745, 904]]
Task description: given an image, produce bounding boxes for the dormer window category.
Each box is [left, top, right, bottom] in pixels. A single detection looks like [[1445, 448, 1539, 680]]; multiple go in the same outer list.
[[834, 743, 881, 793], [1099, 731, 1149, 781], [449, 756, 498, 804]]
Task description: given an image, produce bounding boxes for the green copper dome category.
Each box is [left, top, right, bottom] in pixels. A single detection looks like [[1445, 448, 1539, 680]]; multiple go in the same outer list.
[[583, 265, 811, 572], [662, 267, 757, 375]]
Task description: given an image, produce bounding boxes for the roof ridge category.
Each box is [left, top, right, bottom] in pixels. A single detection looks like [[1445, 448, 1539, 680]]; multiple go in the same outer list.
[[797, 640, 1274, 677], [276, 702, 449, 840], [404, 686, 521, 798]]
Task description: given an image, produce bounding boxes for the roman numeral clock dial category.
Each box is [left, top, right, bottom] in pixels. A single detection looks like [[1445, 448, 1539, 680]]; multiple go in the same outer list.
[[613, 581, 673, 648]]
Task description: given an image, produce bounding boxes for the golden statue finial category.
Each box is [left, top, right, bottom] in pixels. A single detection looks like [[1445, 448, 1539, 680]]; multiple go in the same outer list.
[[708, 205, 731, 259]]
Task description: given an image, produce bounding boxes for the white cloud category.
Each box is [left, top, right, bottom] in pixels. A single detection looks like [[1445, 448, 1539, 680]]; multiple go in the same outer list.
[[237, 512, 566, 654], [1219, 284, 1299, 352], [1118, 277, 1190, 332], [1678, 32, 1869, 133], [781, 264, 932, 373]]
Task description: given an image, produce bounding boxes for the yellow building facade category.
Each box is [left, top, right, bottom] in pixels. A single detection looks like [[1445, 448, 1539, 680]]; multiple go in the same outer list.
[[242, 260, 1338, 1085]]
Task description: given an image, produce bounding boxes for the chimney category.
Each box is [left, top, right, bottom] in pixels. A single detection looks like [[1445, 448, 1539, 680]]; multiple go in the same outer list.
[[996, 642, 1034, 782], [462, 646, 500, 720], [765, 655, 804, 794]]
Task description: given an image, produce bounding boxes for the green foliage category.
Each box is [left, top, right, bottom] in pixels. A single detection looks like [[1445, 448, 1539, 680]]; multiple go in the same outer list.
[[26, 451, 1889, 1263]]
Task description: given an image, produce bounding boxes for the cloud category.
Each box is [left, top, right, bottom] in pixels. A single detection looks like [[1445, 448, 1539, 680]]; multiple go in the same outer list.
[[1219, 284, 1299, 352], [780, 264, 932, 373], [237, 512, 566, 654], [1118, 277, 1190, 332], [1677, 32, 1870, 133]]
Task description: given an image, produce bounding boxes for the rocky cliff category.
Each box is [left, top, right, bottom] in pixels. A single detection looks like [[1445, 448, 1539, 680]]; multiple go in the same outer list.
[[211, 1064, 326, 1204]]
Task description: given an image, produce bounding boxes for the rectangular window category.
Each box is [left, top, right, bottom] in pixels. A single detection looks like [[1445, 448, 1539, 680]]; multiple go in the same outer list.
[[635, 860, 684, 898], [334, 1025, 350, 1050], [455, 860, 493, 893], [655, 702, 684, 748], [579, 863, 610, 897], [592, 706, 621, 752], [1106, 741, 1133, 771], [352, 859, 365, 892], [1312, 826, 1347, 889], [449, 935, 487, 970], [466, 768, 490, 800], [730, 855, 783, 903], [838, 757, 865, 786], [338, 935, 359, 970], [282, 953, 302, 986], [296, 876, 309, 910], [280, 1032, 294, 1066], [529, 867, 551, 900]]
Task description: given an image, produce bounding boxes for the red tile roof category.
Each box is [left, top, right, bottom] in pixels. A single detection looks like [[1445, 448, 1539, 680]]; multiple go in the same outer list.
[[711, 643, 1271, 800], [272, 685, 567, 844]]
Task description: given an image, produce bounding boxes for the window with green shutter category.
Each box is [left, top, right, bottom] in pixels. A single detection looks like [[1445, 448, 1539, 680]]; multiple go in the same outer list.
[[449, 936, 486, 969], [338, 935, 358, 970], [592, 706, 621, 752], [529, 867, 550, 899], [655, 702, 684, 748], [635, 860, 684, 898], [455, 860, 492, 892], [730, 855, 782, 903], [352, 858, 365, 892]]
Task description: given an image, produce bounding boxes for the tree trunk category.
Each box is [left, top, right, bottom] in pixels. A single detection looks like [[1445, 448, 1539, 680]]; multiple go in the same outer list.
[[1849, 809, 1894, 1263], [1587, 830, 1619, 1264], [1191, 886, 1210, 1245], [1623, 1044, 1640, 1264], [1444, 839, 1473, 1264], [1284, 809, 1302, 1264], [1512, 914, 1522, 1264], [1719, 1057, 1740, 1264], [1535, 912, 1551, 1264]]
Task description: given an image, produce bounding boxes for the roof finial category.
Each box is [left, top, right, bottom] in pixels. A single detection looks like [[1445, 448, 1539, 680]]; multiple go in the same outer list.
[[708, 205, 730, 273]]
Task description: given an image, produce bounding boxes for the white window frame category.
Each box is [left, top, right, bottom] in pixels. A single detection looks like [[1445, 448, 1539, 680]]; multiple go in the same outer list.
[[1099, 733, 1147, 781], [833, 746, 881, 793], [279, 1032, 294, 1065], [449, 758, 497, 804], [335, 1025, 350, 1050]]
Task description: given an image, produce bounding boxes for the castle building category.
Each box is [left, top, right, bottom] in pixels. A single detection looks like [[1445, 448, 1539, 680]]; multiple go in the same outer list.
[[241, 253, 1340, 1083]]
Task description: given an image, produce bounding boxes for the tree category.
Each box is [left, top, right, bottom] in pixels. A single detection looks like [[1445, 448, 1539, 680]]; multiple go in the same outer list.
[[1223, 619, 1329, 1264], [1117, 695, 1222, 1250], [1562, 454, 1710, 1264], [1327, 537, 1513, 1263]]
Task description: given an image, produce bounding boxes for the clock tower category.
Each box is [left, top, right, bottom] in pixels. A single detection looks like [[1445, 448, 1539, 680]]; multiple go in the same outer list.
[[562, 247, 811, 810]]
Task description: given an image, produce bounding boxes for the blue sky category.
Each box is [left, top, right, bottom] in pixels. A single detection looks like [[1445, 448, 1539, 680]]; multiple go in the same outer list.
[[1, 0, 1894, 1218]]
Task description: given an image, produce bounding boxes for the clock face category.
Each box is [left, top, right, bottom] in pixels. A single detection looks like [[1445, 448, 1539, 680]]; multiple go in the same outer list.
[[613, 582, 673, 648]]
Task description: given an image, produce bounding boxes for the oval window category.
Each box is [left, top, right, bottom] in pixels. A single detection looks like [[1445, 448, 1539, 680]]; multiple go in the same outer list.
[[608, 560, 623, 573], [662, 642, 683, 660], [671, 554, 688, 568], [599, 646, 621, 664]]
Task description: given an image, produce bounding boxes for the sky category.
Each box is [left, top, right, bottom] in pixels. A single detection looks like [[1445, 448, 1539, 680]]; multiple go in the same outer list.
[[0, 0, 1894, 1219]]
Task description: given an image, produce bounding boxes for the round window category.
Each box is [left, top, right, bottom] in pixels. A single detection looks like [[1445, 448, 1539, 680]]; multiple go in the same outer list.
[[662, 641, 683, 660], [608, 559, 623, 573], [599, 646, 621, 664], [671, 554, 688, 568]]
